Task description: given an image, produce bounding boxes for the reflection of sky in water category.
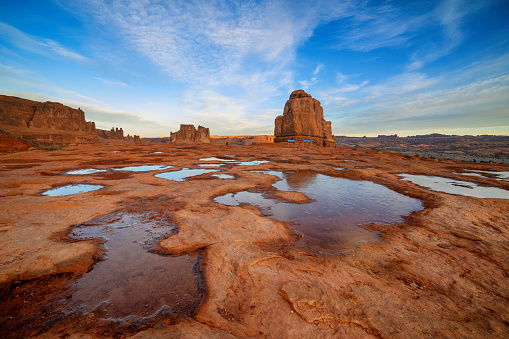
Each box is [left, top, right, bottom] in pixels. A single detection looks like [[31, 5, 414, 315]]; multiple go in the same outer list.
[[399, 174, 509, 199], [196, 163, 225, 167], [66, 165, 174, 175], [458, 170, 509, 181], [199, 157, 236, 162], [211, 173, 236, 179], [215, 171, 422, 254], [114, 165, 174, 172], [42, 184, 103, 196], [236, 160, 269, 166], [67, 212, 200, 318], [155, 168, 220, 181]]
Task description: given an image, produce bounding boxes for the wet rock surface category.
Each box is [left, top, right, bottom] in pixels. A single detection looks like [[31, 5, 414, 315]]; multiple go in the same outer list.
[[0, 140, 508, 338]]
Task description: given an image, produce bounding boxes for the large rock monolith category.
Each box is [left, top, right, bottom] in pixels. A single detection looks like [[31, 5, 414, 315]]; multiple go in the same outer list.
[[274, 90, 336, 147], [170, 124, 210, 144]]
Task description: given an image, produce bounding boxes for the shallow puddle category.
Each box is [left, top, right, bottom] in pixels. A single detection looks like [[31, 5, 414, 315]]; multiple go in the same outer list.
[[210, 173, 236, 179], [155, 168, 220, 181], [399, 174, 509, 199], [65, 212, 201, 318], [113, 165, 174, 172], [236, 160, 269, 166], [199, 157, 236, 162], [196, 164, 225, 167], [66, 168, 107, 175], [458, 170, 509, 181], [42, 184, 103, 196], [215, 171, 422, 254], [65, 165, 174, 175]]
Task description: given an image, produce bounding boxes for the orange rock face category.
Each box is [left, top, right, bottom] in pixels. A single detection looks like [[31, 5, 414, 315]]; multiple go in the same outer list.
[[0, 95, 97, 145], [274, 90, 336, 147], [170, 124, 210, 143]]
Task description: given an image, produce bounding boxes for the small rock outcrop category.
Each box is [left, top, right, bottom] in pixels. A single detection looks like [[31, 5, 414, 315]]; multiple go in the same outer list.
[[0, 95, 97, 145], [97, 127, 124, 140], [170, 124, 210, 144], [274, 90, 336, 147]]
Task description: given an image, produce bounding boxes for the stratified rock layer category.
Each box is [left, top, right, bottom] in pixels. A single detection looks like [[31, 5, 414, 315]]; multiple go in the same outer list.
[[0, 95, 97, 145], [170, 124, 210, 144], [274, 90, 336, 147]]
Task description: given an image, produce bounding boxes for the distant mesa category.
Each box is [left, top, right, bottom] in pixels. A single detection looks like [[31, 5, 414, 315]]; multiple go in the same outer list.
[[0, 95, 97, 145], [211, 135, 274, 145], [274, 89, 336, 147], [170, 124, 210, 144], [96, 127, 140, 142], [0, 95, 139, 146]]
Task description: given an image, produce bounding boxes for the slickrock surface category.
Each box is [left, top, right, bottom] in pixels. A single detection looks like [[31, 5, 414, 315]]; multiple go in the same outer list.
[[0, 141, 508, 338], [0, 95, 97, 145], [171, 124, 211, 144], [275, 90, 336, 147]]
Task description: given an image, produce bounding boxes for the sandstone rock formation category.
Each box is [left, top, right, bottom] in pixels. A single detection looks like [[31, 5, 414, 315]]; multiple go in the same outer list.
[[274, 90, 336, 147], [0, 95, 97, 145], [170, 124, 210, 144], [97, 127, 124, 140]]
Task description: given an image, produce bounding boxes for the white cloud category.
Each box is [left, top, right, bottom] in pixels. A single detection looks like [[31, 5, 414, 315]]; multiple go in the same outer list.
[[330, 69, 509, 135], [298, 64, 324, 90], [93, 77, 128, 87], [0, 22, 89, 62]]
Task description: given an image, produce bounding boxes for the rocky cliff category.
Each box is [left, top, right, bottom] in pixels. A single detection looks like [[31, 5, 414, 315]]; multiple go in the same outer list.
[[0, 95, 97, 145], [170, 124, 210, 144], [274, 90, 336, 147]]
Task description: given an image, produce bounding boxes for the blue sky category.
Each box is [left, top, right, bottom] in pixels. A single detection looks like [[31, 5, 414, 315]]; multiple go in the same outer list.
[[1, 0, 508, 137]]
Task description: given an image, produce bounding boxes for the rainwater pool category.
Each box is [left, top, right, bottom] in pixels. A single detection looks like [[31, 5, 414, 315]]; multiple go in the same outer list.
[[215, 171, 422, 254], [399, 174, 509, 199], [42, 184, 103, 196], [65, 212, 201, 318], [155, 168, 220, 181]]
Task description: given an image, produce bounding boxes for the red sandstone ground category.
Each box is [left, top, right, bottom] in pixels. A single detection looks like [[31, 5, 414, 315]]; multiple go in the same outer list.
[[0, 141, 508, 338]]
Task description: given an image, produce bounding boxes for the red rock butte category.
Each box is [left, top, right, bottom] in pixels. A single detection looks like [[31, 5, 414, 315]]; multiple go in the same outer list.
[[0, 95, 97, 145], [170, 124, 211, 144], [274, 90, 336, 147]]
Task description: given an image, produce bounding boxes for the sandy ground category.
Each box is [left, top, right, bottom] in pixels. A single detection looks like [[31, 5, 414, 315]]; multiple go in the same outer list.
[[0, 141, 508, 338]]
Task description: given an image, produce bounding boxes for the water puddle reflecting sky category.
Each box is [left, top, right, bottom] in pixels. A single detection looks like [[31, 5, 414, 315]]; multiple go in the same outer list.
[[199, 157, 236, 162], [65, 212, 201, 319], [65, 165, 174, 175], [458, 170, 509, 181], [42, 184, 103, 196], [155, 168, 220, 181], [399, 174, 509, 199], [215, 171, 422, 254], [66, 168, 107, 175], [210, 173, 236, 179], [196, 164, 225, 167], [113, 165, 174, 172]]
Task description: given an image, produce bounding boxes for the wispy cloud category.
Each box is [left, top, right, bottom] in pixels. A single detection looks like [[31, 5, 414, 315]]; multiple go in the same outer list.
[[93, 77, 128, 87], [330, 56, 509, 135], [0, 22, 89, 62], [298, 64, 324, 90], [62, 1, 355, 87]]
